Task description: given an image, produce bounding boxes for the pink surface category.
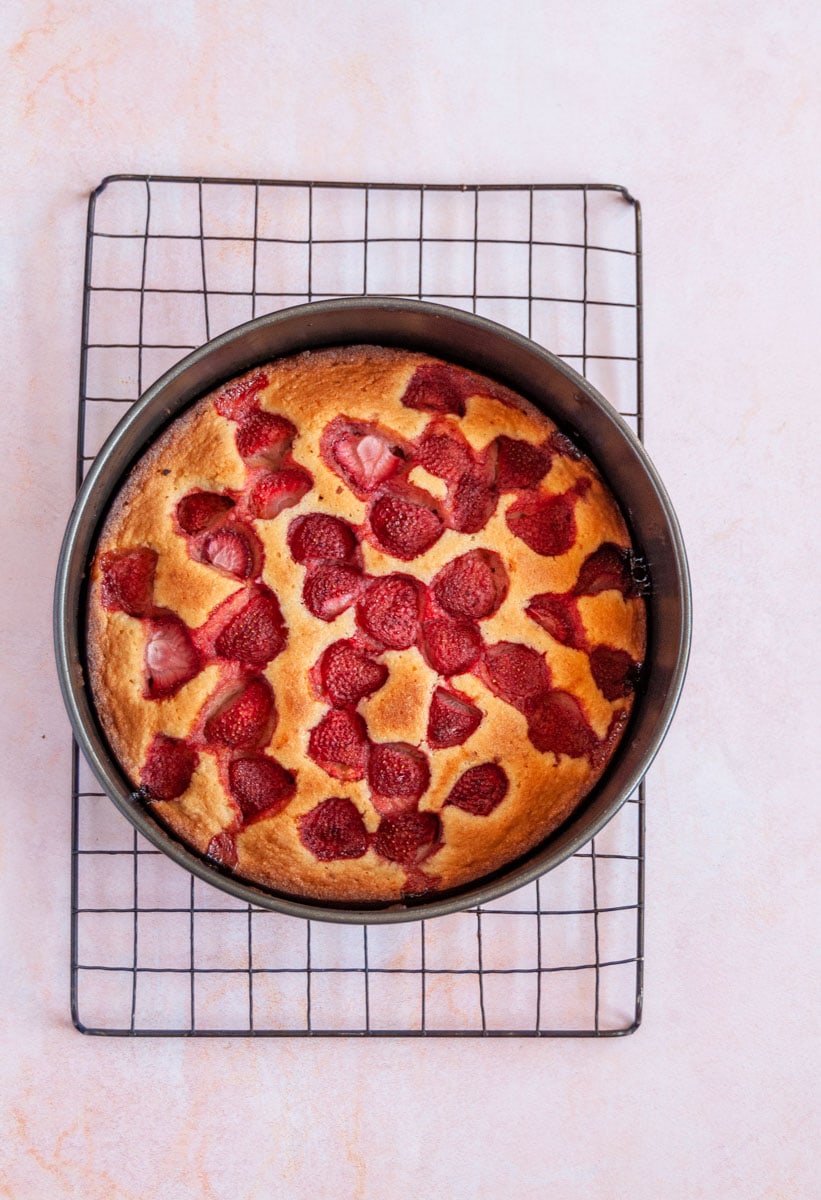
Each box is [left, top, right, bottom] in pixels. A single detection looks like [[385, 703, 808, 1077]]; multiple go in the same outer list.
[[2, 2, 819, 1197]]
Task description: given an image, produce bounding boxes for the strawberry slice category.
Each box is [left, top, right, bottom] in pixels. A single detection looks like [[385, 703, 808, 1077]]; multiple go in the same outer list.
[[445, 763, 509, 816], [287, 513, 358, 565], [248, 467, 313, 520], [494, 435, 551, 491], [445, 470, 498, 534], [420, 618, 482, 676], [431, 550, 508, 621], [228, 753, 296, 822], [204, 676, 277, 749], [100, 547, 157, 616], [298, 797, 369, 861], [140, 733, 198, 800], [206, 830, 238, 868], [314, 640, 388, 708], [368, 742, 430, 813], [321, 417, 407, 499], [372, 811, 441, 866], [416, 424, 474, 482], [526, 690, 598, 759], [525, 592, 587, 650], [303, 562, 364, 622], [573, 543, 638, 598], [333, 432, 403, 495], [214, 369, 269, 421], [427, 686, 483, 749], [336, 432, 402, 489], [589, 646, 641, 701], [400, 363, 473, 416], [307, 709, 370, 781], [504, 483, 587, 557], [369, 490, 444, 560], [143, 615, 201, 699], [175, 491, 235, 536], [213, 587, 287, 665], [479, 642, 552, 711], [202, 524, 262, 580], [235, 410, 296, 468], [356, 574, 424, 650]]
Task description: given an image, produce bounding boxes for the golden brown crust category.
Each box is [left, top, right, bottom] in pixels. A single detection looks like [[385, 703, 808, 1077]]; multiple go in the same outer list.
[[87, 345, 646, 903]]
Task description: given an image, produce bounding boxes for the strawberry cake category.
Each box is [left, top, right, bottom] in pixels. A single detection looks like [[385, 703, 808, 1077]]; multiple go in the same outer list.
[[87, 346, 646, 904]]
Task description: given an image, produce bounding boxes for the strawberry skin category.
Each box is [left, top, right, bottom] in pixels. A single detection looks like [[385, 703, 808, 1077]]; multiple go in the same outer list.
[[204, 676, 277, 749], [298, 797, 369, 861], [213, 587, 287, 666], [143, 615, 201, 699], [140, 733, 198, 800], [100, 547, 157, 617], [445, 763, 509, 816]]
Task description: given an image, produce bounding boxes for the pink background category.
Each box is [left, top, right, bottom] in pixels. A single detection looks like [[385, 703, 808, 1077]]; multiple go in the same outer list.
[[2, 2, 818, 1196]]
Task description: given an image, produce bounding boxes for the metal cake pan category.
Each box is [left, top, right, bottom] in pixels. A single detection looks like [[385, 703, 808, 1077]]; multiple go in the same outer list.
[[54, 298, 691, 924]]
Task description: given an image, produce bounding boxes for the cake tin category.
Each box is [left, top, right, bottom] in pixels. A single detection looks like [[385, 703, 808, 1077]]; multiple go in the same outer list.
[[54, 298, 691, 924]]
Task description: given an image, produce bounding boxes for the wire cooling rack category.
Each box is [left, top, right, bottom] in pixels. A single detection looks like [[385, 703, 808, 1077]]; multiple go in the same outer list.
[[72, 176, 645, 1037]]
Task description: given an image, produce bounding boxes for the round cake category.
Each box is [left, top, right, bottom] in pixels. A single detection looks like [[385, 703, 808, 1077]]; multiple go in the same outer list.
[[87, 346, 646, 903]]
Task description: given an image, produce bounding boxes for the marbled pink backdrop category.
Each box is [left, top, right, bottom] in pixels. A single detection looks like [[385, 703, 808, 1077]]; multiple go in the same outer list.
[[1, 2, 818, 1196]]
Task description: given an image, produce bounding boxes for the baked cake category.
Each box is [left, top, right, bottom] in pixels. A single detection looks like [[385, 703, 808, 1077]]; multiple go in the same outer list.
[[87, 346, 646, 904]]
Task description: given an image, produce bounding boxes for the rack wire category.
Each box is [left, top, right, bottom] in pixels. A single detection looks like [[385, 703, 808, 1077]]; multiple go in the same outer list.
[[71, 176, 645, 1037]]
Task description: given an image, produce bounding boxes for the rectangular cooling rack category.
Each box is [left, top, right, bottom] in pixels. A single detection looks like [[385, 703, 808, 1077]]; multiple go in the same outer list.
[[71, 176, 645, 1037]]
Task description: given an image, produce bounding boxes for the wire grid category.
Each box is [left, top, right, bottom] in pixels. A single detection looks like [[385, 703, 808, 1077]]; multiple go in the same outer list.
[[72, 176, 645, 1037]]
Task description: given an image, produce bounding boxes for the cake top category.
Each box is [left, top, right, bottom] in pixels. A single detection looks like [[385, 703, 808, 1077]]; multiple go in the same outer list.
[[87, 346, 646, 905]]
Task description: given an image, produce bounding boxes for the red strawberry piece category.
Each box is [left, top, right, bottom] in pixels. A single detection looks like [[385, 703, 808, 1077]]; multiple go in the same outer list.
[[204, 676, 277, 749], [298, 797, 369, 861], [228, 753, 296, 822], [248, 467, 313, 520], [144, 615, 201, 699], [480, 642, 552, 711], [100, 547, 157, 616], [206, 830, 238, 869], [356, 573, 423, 650], [445, 762, 509, 816], [416, 425, 474, 482], [369, 491, 444, 560], [427, 686, 483, 749], [446, 470, 498, 534], [372, 811, 441, 866], [368, 742, 430, 813], [431, 549, 508, 621], [402, 866, 441, 896], [494, 435, 551, 491], [573, 542, 638, 598], [333, 431, 404, 495], [589, 646, 641, 701], [320, 417, 408, 499], [400, 363, 472, 416], [420, 618, 482, 676], [214, 369, 269, 421], [303, 562, 364, 622], [213, 587, 287, 665], [307, 709, 370, 780], [140, 733, 198, 800], [202, 524, 262, 580], [525, 593, 587, 650], [316, 640, 389, 707], [287, 513, 358, 565], [175, 490, 235, 536], [235, 410, 296, 468], [504, 484, 587, 557], [526, 690, 598, 759]]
